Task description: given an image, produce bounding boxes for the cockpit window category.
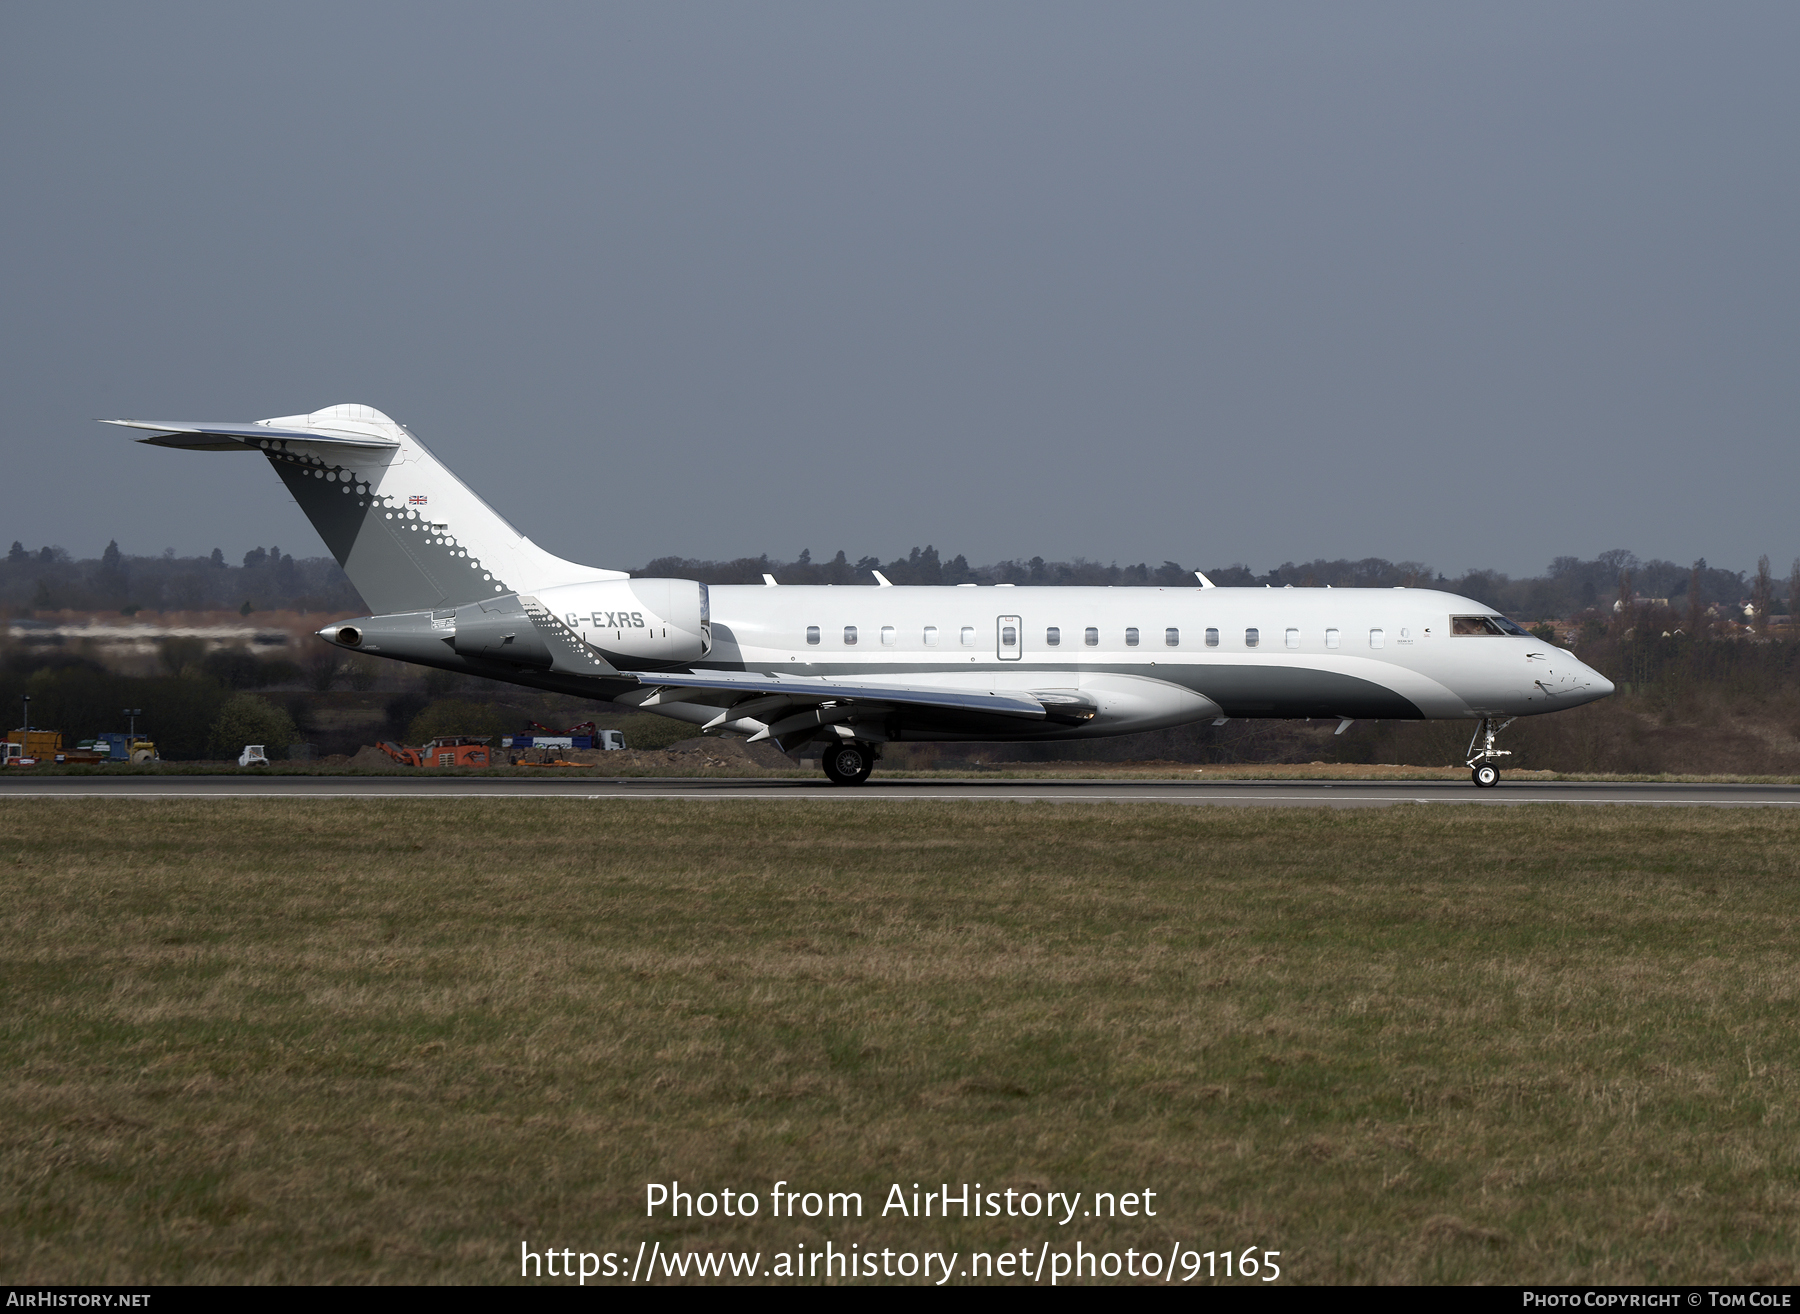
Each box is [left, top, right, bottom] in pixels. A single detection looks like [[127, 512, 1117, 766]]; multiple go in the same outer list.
[[1452, 614, 1527, 636]]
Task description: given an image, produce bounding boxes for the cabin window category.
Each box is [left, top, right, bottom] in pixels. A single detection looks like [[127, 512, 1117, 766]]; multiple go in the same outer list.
[[1165, 627, 1179, 647], [923, 625, 939, 646], [1245, 627, 1260, 647], [1125, 627, 1140, 647], [1205, 627, 1219, 647], [806, 625, 820, 645], [960, 626, 976, 646], [1285, 628, 1299, 649], [1001, 624, 1017, 645], [844, 625, 858, 645], [880, 626, 896, 645], [1045, 626, 1061, 646], [1084, 627, 1099, 646], [1325, 628, 1339, 649], [1369, 628, 1384, 649]]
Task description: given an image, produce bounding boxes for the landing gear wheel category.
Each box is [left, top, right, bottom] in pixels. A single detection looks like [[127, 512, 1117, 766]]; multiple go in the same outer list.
[[1465, 716, 1514, 789], [821, 741, 875, 786]]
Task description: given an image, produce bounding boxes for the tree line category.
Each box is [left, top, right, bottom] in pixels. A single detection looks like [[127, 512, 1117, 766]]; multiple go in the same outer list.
[[3, 541, 362, 614]]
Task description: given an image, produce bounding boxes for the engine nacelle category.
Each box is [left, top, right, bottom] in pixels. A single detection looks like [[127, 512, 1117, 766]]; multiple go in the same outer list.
[[534, 578, 710, 665]]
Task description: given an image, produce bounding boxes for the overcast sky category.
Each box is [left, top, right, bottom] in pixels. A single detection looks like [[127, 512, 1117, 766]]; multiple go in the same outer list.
[[4, 3, 1795, 579]]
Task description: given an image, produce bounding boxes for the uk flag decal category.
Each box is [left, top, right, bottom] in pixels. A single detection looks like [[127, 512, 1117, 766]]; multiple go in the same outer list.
[[409, 495, 428, 505]]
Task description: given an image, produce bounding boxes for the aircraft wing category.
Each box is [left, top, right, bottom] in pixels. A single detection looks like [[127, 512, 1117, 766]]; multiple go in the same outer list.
[[615, 669, 1097, 747]]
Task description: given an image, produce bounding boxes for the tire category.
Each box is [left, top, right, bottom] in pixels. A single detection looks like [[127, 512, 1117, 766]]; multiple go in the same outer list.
[[1472, 763, 1500, 788], [821, 741, 874, 786]]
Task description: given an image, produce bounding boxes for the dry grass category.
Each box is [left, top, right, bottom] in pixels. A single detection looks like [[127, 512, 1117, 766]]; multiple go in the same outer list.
[[3, 800, 1799, 1284]]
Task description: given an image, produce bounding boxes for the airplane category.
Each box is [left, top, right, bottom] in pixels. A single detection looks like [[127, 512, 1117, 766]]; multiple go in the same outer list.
[[104, 403, 1614, 787]]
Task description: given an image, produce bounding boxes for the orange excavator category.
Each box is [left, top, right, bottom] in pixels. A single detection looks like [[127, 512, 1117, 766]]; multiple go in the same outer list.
[[376, 736, 493, 768]]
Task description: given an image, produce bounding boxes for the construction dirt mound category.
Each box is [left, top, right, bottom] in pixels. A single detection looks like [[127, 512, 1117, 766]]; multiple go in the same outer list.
[[513, 738, 794, 771], [664, 737, 794, 769]]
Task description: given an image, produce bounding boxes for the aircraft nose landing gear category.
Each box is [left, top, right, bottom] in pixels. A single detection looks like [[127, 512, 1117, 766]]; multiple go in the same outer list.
[[1466, 716, 1514, 788]]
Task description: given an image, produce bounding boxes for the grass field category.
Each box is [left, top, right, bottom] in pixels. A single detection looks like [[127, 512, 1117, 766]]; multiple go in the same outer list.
[[4, 800, 1798, 1285]]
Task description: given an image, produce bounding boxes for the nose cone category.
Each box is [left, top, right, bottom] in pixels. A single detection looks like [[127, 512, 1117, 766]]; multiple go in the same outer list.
[[1574, 660, 1614, 704]]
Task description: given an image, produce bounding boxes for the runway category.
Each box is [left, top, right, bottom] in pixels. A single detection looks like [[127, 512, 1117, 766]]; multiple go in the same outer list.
[[3, 775, 1799, 807]]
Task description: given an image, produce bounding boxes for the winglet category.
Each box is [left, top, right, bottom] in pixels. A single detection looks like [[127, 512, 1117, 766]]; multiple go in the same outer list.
[[872, 571, 894, 587], [1194, 571, 1217, 589]]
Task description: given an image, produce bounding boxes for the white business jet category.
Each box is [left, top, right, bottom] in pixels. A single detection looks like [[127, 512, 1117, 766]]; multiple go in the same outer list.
[[106, 405, 1613, 786]]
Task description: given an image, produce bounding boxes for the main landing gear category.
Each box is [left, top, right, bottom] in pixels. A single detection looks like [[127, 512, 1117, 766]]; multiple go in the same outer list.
[[820, 740, 876, 786], [1466, 716, 1514, 788]]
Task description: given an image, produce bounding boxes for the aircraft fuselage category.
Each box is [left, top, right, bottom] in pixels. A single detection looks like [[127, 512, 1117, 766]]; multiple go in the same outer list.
[[681, 583, 1610, 740]]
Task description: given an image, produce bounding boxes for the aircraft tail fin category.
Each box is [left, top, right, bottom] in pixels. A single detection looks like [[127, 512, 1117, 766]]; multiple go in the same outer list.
[[104, 404, 626, 614]]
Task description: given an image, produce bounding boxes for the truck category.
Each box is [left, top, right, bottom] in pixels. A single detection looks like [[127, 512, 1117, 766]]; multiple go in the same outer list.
[[6, 729, 70, 765], [503, 731, 626, 751]]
